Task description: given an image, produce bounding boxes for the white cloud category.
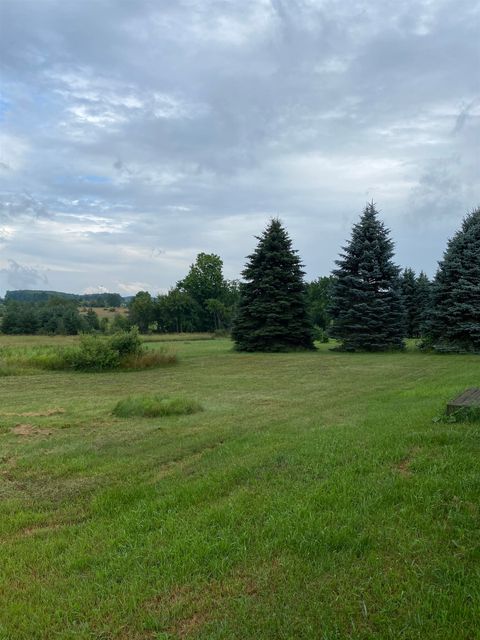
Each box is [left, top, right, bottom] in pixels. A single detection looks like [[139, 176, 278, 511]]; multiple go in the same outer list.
[[117, 281, 152, 294], [0, 134, 29, 172], [83, 285, 109, 294]]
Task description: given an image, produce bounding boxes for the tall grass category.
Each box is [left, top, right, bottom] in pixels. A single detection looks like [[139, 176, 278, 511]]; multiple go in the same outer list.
[[113, 394, 202, 417], [120, 349, 177, 369], [0, 337, 177, 373], [141, 332, 216, 343], [0, 345, 71, 371]]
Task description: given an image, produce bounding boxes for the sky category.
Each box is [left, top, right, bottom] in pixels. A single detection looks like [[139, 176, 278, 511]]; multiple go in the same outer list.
[[0, 0, 479, 296]]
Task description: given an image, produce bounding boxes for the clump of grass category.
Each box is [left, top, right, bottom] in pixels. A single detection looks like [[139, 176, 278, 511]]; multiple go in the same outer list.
[[112, 394, 202, 418], [120, 348, 178, 370]]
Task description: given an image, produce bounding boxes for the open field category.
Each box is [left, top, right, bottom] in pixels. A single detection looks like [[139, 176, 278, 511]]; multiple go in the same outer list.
[[0, 336, 479, 639], [80, 307, 129, 320]]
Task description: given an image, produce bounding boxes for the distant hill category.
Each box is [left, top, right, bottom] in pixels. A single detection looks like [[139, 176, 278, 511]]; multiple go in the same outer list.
[[5, 290, 126, 307]]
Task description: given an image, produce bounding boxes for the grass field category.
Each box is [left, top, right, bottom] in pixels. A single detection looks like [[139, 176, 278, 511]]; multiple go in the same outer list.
[[80, 307, 129, 320], [0, 336, 479, 639]]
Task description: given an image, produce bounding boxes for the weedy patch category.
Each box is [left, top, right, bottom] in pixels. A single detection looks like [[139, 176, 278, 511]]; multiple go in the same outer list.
[[120, 349, 178, 369], [433, 406, 480, 424], [0, 363, 21, 376], [394, 447, 421, 477], [0, 329, 177, 373], [112, 394, 203, 418]]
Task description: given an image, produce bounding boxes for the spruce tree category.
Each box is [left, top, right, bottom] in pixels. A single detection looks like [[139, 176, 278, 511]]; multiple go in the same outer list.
[[329, 203, 405, 351], [426, 207, 480, 352], [413, 271, 432, 337], [400, 268, 417, 338], [231, 219, 315, 352]]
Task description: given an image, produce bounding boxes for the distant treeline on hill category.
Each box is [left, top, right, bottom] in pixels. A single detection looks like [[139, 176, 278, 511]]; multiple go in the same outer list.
[[4, 290, 125, 307]]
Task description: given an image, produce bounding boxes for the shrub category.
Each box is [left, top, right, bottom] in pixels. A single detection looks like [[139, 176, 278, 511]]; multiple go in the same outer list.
[[113, 394, 202, 418], [109, 327, 143, 358], [67, 335, 120, 371], [67, 328, 147, 371], [312, 326, 329, 343]]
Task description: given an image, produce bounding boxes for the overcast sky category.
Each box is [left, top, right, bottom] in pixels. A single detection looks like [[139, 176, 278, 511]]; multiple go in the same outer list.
[[0, 0, 479, 296]]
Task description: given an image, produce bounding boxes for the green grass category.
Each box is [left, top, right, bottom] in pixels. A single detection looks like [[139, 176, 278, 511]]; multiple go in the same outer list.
[[0, 336, 479, 639], [113, 394, 202, 418]]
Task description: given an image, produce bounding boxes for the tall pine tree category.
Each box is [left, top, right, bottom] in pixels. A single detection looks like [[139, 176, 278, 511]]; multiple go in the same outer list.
[[232, 219, 315, 352], [413, 271, 432, 337], [400, 267, 417, 338], [329, 203, 405, 351], [426, 207, 480, 352]]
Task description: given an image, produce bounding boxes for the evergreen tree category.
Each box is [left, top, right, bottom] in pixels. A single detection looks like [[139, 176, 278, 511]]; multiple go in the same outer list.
[[400, 268, 417, 338], [231, 219, 315, 352], [414, 271, 432, 337], [329, 203, 405, 351], [84, 308, 100, 332], [426, 207, 480, 352]]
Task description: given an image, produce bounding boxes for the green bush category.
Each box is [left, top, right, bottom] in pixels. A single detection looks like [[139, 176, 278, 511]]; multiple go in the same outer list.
[[109, 327, 143, 358], [113, 394, 202, 418], [67, 335, 120, 371], [312, 325, 329, 343]]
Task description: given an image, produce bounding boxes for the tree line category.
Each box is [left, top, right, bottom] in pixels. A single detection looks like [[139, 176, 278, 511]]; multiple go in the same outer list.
[[0, 297, 107, 335], [1, 203, 478, 354], [4, 290, 123, 307]]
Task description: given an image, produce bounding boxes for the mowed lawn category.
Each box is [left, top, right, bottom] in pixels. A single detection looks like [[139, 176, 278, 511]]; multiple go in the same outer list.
[[0, 337, 479, 640]]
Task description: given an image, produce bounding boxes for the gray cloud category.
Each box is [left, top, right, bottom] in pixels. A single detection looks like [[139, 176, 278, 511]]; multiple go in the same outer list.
[[0, 192, 50, 222], [0, 0, 479, 294], [0, 259, 49, 290]]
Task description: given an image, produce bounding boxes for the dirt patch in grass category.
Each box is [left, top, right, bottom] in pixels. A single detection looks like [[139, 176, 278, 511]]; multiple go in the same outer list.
[[0, 456, 17, 478], [0, 516, 89, 543], [176, 612, 210, 639], [394, 447, 421, 477], [11, 424, 53, 436], [19, 518, 85, 538], [145, 561, 280, 638]]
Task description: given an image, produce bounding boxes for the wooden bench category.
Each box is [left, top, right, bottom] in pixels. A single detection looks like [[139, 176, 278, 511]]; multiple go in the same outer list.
[[446, 388, 480, 414]]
